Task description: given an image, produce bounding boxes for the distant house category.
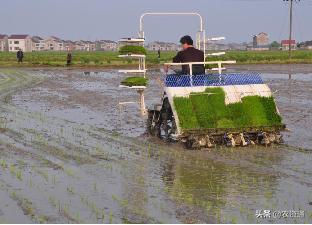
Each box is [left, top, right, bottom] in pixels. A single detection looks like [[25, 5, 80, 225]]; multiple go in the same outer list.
[[297, 40, 312, 50], [199, 39, 233, 51], [146, 41, 180, 51], [204, 42, 230, 51], [0, 35, 9, 52], [306, 45, 312, 50], [227, 43, 247, 51], [8, 34, 32, 52], [73, 41, 85, 51], [86, 41, 96, 51], [31, 36, 45, 51], [281, 40, 296, 51], [44, 36, 65, 51], [76, 41, 96, 51], [251, 32, 269, 51], [63, 40, 76, 51], [96, 40, 118, 51]]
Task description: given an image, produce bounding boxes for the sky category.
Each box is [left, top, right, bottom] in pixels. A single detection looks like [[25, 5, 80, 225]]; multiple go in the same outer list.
[[0, 0, 311, 43]]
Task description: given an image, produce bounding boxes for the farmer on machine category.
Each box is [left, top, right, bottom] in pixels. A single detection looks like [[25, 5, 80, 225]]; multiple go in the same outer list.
[[16, 49, 24, 63], [164, 35, 205, 75]]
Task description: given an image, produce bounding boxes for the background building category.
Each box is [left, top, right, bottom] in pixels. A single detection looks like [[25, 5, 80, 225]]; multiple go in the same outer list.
[[96, 40, 118, 51], [31, 36, 45, 51], [76, 41, 96, 51], [146, 41, 180, 51], [298, 40, 312, 50], [8, 35, 32, 52], [251, 32, 269, 51], [44, 36, 65, 51], [281, 40, 296, 51], [0, 35, 8, 52]]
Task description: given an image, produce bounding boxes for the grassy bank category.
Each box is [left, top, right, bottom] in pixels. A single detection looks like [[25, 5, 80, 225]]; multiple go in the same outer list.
[[209, 50, 312, 64], [0, 50, 311, 68], [0, 51, 175, 68]]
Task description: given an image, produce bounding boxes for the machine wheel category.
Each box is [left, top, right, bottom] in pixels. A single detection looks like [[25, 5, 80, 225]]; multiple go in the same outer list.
[[147, 110, 160, 136], [185, 139, 194, 149]]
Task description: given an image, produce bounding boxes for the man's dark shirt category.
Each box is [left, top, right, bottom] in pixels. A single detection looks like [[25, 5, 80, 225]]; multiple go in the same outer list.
[[17, 50, 23, 59], [173, 47, 205, 75], [67, 53, 72, 61]]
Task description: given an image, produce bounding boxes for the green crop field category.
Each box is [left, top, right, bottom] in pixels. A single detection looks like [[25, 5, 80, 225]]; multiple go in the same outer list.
[[173, 87, 282, 130], [0, 51, 176, 67], [208, 50, 312, 64], [0, 50, 311, 68]]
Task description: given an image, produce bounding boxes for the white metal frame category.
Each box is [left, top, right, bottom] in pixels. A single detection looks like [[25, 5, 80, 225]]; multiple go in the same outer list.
[[118, 12, 228, 116], [118, 38, 147, 115], [118, 38, 145, 43], [206, 52, 226, 57], [138, 12, 206, 58], [118, 54, 146, 76], [118, 89, 146, 117]]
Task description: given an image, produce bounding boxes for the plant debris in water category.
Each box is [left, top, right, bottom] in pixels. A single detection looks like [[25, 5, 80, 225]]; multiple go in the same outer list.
[[174, 87, 282, 130]]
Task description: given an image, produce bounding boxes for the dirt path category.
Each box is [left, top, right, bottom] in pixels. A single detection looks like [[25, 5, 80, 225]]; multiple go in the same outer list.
[[0, 68, 311, 223]]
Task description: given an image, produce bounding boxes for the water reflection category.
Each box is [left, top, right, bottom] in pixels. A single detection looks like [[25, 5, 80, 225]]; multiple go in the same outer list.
[[160, 148, 286, 223], [121, 157, 149, 223], [261, 72, 312, 150], [288, 72, 293, 104]]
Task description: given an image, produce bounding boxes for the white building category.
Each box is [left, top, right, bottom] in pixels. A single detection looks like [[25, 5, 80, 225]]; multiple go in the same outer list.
[[44, 36, 65, 51], [74, 41, 96, 51], [307, 45, 312, 50], [31, 36, 45, 51], [96, 40, 118, 51], [73, 41, 84, 51], [146, 41, 180, 51], [0, 35, 9, 52], [281, 40, 296, 51], [79, 41, 96, 51], [8, 35, 32, 52]]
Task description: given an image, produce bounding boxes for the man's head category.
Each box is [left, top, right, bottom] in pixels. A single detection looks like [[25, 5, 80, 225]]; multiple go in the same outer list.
[[180, 35, 193, 50]]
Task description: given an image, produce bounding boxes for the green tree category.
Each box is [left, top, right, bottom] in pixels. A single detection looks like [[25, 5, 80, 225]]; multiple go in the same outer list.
[[270, 41, 280, 48]]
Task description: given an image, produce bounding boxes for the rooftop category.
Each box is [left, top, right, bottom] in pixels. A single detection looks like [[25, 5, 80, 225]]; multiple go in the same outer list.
[[98, 40, 117, 43], [281, 40, 296, 45], [32, 36, 43, 40], [49, 36, 62, 40], [0, 34, 8, 39], [32, 36, 43, 42], [9, 34, 29, 39]]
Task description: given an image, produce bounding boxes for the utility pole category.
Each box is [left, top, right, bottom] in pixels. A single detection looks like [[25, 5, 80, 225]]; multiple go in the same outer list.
[[284, 0, 300, 60], [288, 0, 293, 59]]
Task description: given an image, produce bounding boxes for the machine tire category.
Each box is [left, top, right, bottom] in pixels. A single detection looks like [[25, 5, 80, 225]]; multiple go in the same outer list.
[[147, 110, 159, 136], [147, 111, 153, 134], [185, 139, 194, 149]]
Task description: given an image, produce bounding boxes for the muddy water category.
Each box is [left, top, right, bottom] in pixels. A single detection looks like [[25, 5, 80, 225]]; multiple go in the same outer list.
[[0, 67, 311, 223]]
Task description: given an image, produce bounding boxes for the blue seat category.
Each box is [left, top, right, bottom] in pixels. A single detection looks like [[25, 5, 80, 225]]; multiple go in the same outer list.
[[164, 73, 263, 87]]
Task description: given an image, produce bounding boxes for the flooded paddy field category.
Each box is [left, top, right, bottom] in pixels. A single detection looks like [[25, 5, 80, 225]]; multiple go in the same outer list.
[[0, 66, 312, 223]]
